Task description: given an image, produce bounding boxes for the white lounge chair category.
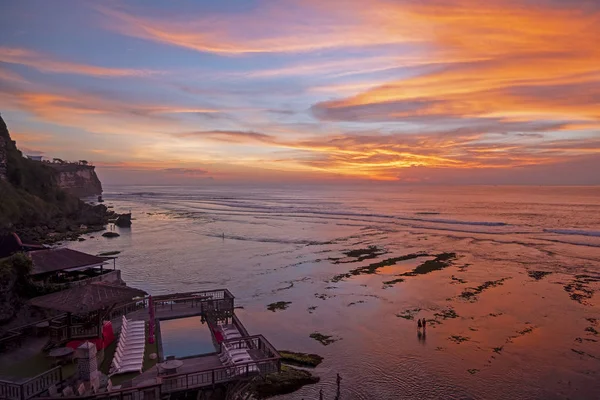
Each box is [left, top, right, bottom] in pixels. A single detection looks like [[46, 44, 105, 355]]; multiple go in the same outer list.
[[219, 349, 249, 362], [115, 347, 144, 362], [122, 315, 145, 327], [110, 359, 142, 375], [121, 323, 145, 336]]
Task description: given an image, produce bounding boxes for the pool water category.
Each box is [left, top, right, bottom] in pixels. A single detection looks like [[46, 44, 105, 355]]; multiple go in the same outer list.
[[159, 317, 216, 358]]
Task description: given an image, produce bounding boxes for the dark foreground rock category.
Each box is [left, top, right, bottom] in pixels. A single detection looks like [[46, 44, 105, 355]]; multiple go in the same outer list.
[[115, 213, 132, 227], [279, 350, 323, 368], [250, 365, 320, 398], [102, 232, 120, 238]]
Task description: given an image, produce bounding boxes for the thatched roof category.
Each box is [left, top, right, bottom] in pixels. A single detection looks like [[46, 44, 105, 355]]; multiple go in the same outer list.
[[29, 282, 147, 314], [29, 248, 108, 276]]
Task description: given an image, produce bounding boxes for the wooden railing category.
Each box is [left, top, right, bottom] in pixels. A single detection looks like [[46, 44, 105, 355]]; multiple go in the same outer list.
[[35, 356, 279, 400], [0, 367, 62, 400], [51, 270, 122, 290], [220, 335, 280, 360], [108, 289, 236, 321], [160, 357, 280, 394], [0, 380, 22, 400]]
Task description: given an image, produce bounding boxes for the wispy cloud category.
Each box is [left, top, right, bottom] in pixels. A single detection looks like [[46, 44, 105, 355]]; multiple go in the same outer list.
[[0, 47, 160, 78], [96, 1, 421, 55]]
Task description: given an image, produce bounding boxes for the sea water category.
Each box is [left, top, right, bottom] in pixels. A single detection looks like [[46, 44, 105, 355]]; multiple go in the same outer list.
[[69, 185, 600, 399]]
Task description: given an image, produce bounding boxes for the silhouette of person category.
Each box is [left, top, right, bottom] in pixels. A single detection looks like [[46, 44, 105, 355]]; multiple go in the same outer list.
[[417, 319, 422, 330], [422, 318, 427, 330]]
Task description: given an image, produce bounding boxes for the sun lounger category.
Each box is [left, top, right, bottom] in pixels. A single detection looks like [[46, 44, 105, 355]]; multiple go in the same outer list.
[[110, 359, 142, 375], [122, 315, 145, 326], [116, 347, 144, 362]]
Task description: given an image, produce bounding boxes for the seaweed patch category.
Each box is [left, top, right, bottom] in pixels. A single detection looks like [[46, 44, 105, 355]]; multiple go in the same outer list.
[[449, 335, 470, 344], [309, 332, 341, 346], [267, 301, 292, 312], [396, 308, 421, 320], [459, 278, 509, 301], [527, 270, 552, 280]]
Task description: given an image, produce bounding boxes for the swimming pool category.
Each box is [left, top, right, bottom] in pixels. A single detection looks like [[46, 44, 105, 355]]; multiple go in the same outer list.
[[159, 316, 216, 358]]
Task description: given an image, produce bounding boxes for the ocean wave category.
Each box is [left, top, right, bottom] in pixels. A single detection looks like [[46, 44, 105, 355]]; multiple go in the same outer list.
[[543, 229, 600, 237]]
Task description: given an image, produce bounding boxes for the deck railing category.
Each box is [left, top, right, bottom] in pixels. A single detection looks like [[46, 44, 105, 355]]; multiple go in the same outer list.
[[160, 357, 280, 394], [108, 289, 235, 321], [0, 380, 22, 400], [220, 335, 280, 360], [0, 367, 62, 400], [50, 270, 122, 290], [34, 351, 279, 400]]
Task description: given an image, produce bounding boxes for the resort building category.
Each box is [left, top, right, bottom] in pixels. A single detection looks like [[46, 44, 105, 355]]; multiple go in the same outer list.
[[0, 288, 281, 400]]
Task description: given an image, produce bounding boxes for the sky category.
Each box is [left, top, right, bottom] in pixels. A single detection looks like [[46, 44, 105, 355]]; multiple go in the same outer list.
[[1, 0, 599, 185]]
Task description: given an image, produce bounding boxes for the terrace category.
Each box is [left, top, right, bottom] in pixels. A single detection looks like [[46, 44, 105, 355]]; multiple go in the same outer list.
[[0, 289, 280, 400]]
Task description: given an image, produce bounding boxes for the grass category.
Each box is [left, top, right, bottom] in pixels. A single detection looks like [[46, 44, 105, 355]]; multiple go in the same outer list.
[[267, 301, 292, 312]]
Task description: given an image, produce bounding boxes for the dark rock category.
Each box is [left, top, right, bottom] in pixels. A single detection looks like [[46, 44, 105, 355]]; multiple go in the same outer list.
[[115, 213, 132, 228], [250, 365, 319, 398], [102, 232, 120, 238]]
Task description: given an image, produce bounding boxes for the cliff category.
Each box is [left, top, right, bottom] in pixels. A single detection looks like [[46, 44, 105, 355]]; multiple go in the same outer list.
[[46, 163, 103, 197], [0, 115, 112, 242], [0, 123, 10, 181]]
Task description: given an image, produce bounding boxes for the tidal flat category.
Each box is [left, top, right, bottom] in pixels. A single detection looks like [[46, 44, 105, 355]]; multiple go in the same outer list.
[[68, 186, 600, 399]]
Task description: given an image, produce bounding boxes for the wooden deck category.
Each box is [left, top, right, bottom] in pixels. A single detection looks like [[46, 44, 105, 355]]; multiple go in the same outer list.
[[129, 354, 223, 387], [1, 289, 280, 400]]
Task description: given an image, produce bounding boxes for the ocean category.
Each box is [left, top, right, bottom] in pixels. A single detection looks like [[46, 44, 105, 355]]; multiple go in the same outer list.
[[68, 185, 600, 399]]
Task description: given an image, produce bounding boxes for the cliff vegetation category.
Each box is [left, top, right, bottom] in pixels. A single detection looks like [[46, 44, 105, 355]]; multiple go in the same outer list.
[[0, 115, 111, 243]]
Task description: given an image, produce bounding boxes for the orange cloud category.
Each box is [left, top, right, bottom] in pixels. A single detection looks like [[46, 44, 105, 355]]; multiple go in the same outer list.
[[0, 47, 159, 77], [96, 1, 422, 54]]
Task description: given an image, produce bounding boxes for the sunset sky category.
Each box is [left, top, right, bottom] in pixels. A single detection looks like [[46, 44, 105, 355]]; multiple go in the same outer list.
[[1, 0, 599, 185]]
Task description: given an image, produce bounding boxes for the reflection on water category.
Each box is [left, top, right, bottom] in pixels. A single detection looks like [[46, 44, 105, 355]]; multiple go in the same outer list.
[[69, 185, 600, 399]]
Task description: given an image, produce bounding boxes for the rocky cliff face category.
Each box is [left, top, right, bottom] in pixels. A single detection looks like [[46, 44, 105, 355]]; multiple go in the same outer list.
[[0, 123, 9, 181], [47, 164, 103, 198]]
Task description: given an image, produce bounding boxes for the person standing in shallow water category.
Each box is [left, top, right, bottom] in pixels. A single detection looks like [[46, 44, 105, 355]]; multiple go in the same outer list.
[[422, 318, 427, 330], [417, 319, 422, 330]]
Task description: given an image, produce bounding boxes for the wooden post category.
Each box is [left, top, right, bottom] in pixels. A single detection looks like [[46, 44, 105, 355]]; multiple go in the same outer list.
[[66, 313, 71, 341]]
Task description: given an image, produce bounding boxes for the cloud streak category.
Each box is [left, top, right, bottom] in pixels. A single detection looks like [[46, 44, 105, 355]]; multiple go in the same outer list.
[[0, 47, 159, 77]]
